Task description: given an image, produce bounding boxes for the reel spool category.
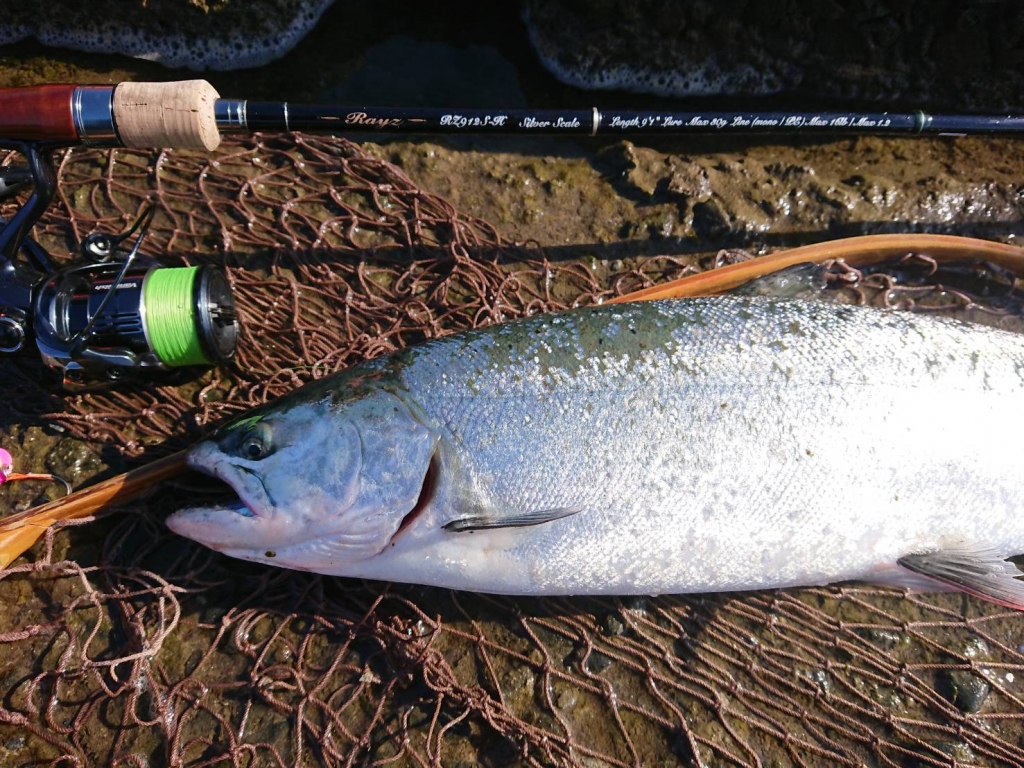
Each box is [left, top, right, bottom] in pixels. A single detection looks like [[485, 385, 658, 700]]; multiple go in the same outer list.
[[33, 260, 237, 383]]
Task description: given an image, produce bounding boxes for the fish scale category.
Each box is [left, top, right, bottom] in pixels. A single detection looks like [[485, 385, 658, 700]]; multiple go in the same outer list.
[[168, 297, 1024, 607]]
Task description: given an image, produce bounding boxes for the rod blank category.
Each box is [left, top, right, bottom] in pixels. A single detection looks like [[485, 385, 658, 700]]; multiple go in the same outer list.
[[217, 100, 1024, 138]]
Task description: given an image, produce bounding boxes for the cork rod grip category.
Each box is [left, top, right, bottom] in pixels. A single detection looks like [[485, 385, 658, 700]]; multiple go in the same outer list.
[[112, 80, 221, 150]]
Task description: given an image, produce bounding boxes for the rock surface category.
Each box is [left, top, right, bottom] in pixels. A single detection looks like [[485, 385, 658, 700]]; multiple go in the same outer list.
[[523, 0, 1024, 107], [0, 0, 333, 70]]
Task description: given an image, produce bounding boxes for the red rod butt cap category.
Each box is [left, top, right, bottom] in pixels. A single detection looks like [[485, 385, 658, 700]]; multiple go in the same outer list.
[[0, 84, 78, 143]]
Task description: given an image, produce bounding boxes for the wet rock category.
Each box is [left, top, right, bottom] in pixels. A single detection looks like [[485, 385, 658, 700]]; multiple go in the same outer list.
[[808, 668, 831, 695], [623, 596, 648, 615], [670, 729, 701, 763], [915, 741, 975, 765], [854, 627, 907, 650], [665, 161, 712, 202], [942, 670, 992, 713], [601, 613, 626, 636], [602, 143, 712, 203], [523, 0, 797, 99], [961, 636, 991, 660], [672, 636, 696, 659], [868, 684, 903, 711], [565, 645, 613, 674], [622, 147, 666, 198], [0, 0, 333, 70], [691, 199, 731, 240], [585, 651, 613, 674], [552, 680, 577, 710], [45, 438, 104, 486], [503, 664, 536, 699], [523, 0, 1024, 107]]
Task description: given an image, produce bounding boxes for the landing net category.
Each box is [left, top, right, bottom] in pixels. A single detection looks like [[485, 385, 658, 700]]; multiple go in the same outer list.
[[0, 135, 1021, 767]]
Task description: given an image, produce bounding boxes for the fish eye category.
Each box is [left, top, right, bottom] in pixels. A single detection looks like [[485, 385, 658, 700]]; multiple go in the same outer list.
[[237, 422, 273, 461]]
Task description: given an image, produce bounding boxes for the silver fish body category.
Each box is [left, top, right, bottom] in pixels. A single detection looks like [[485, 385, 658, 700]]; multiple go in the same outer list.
[[168, 297, 1024, 605]]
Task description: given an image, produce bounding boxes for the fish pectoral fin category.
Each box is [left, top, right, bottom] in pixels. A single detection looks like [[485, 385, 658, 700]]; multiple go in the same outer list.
[[898, 546, 1024, 611], [443, 506, 582, 533]]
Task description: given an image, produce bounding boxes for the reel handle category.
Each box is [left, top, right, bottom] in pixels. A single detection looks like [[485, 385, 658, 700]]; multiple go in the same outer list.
[[0, 80, 221, 150]]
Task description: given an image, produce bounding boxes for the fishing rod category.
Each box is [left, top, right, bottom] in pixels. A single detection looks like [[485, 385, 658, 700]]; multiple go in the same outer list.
[[1, 80, 1023, 151], [0, 78, 1020, 385]]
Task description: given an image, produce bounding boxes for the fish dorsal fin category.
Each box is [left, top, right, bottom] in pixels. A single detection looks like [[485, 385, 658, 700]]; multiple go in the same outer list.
[[444, 506, 582, 533], [898, 546, 1024, 610]]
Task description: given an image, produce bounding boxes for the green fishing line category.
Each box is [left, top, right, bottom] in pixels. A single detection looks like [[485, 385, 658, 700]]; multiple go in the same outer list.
[[144, 267, 210, 366]]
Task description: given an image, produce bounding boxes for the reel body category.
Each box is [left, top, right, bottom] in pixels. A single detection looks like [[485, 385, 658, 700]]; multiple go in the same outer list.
[[0, 141, 238, 386]]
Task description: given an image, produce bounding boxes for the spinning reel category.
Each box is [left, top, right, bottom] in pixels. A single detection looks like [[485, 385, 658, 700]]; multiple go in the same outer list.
[[0, 141, 238, 387]]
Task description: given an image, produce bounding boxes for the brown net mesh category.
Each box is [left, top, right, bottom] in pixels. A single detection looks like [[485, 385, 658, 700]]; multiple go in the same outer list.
[[1, 135, 1023, 767]]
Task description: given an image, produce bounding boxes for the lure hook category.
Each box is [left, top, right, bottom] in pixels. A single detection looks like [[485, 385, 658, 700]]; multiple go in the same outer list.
[[0, 448, 72, 497]]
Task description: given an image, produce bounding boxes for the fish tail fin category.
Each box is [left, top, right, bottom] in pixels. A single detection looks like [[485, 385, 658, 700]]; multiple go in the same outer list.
[[898, 545, 1024, 611]]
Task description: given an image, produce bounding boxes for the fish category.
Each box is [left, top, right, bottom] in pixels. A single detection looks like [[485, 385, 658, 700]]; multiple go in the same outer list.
[[166, 296, 1024, 608]]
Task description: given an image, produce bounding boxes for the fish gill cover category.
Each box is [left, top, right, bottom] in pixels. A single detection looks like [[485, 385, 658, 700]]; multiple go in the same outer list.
[[1, 136, 1024, 766]]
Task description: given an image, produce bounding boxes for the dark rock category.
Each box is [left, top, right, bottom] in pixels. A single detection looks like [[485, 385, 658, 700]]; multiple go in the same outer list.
[[523, 0, 1024, 108], [942, 669, 992, 713], [0, 0, 332, 70], [601, 613, 626, 636]]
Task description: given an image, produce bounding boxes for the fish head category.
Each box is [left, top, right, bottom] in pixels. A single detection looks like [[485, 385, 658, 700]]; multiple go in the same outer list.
[[166, 387, 438, 571]]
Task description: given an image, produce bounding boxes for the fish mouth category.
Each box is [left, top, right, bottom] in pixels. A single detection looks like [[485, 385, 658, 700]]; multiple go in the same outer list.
[[200, 497, 254, 518], [185, 452, 270, 519], [166, 455, 271, 548]]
